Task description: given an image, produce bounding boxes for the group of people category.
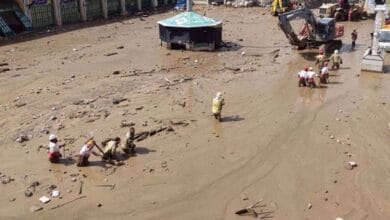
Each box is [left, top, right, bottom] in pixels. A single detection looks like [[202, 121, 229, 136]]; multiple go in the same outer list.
[[47, 127, 137, 167], [297, 49, 343, 88]]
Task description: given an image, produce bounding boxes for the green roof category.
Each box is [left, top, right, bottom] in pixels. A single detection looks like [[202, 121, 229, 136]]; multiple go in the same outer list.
[[158, 12, 222, 28]]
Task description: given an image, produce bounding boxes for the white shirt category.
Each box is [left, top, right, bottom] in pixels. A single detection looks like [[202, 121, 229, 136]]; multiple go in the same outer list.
[[307, 71, 317, 78], [321, 66, 329, 75], [297, 70, 307, 78], [48, 142, 60, 153], [79, 145, 95, 156]]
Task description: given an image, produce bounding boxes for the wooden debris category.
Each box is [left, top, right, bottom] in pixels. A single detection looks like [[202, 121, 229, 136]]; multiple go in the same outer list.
[[104, 52, 118, 56], [235, 199, 263, 218], [78, 180, 83, 194], [50, 196, 86, 210]]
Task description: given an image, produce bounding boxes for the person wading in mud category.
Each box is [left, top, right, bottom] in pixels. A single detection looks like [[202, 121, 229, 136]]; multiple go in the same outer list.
[[212, 92, 225, 122], [297, 67, 308, 87], [122, 127, 136, 155], [320, 61, 330, 84], [47, 134, 64, 163], [101, 137, 121, 161], [315, 49, 327, 72], [351, 29, 358, 49], [77, 138, 102, 167], [329, 49, 343, 70], [307, 67, 318, 88]]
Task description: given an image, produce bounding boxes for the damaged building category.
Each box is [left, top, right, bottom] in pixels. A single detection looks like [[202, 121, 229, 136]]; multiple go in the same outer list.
[[0, 0, 175, 37]]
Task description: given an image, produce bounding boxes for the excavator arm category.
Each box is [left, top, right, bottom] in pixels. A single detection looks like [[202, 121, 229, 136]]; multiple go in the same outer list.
[[278, 6, 318, 48]]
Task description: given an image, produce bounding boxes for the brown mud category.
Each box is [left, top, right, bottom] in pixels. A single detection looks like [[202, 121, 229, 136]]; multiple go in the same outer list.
[[0, 6, 389, 220]]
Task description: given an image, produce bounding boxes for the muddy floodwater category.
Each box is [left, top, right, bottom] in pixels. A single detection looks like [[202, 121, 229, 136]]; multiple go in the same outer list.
[[0, 6, 389, 220]]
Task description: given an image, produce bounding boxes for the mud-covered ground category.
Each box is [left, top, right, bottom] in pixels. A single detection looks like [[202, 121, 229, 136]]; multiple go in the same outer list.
[[0, 6, 389, 220]]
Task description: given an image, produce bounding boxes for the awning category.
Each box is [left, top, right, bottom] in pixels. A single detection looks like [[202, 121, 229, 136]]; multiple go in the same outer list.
[[158, 11, 222, 28]]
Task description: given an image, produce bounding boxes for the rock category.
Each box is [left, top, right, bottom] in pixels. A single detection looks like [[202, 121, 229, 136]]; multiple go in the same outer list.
[[241, 51, 246, 56], [112, 70, 121, 75], [97, 203, 102, 207], [335, 217, 344, 220], [24, 189, 33, 197], [50, 116, 57, 121], [329, 135, 335, 139], [117, 46, 124, 49], [30, 205, 43, 213], [71, 177, 77, 182], [307, 203, 312, 209], [112, 97, 127, 105]]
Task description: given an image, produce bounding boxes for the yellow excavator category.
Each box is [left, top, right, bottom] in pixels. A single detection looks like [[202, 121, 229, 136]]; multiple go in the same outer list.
[[271, 0, 292, 16]]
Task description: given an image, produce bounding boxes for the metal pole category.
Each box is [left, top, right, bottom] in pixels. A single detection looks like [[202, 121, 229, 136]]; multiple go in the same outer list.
[[187, 0, 192, 12]]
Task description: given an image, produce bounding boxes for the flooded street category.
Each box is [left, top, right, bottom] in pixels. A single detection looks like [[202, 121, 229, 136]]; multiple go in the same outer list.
[[0, 6, 389, 220]]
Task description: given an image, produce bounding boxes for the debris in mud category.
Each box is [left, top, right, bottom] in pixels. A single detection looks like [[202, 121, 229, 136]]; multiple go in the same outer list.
[[16, 133, 31, 143], [72, 98, 97, 105], [15, 102, 26, 108], [235, 199, 263, 218], [135, 106, 144, 111], [160, 77, 193, 88], [25, 189, 33, 197], [170, 120, 190, 127], [53, 123, 65, 131], [120, 121, 135, 128], [104, 52, 118, 57], [0, 68, 10, 73], [1, 175, 15, 184], [39, 196, 51, 204], [30, 205, 43, 213], [240, 194, 249, 201], [161, 161, 168, 168], [112, 97, 127, 105], [344, 161, 358, 170], [51, 190, 60, 197]]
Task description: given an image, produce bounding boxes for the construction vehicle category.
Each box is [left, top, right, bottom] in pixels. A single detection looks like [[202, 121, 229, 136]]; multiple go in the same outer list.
[[278, 6, 344, 54], [318, 0, 366, 21], [361, 4, 386, 72], [271, 0, 292, 16]]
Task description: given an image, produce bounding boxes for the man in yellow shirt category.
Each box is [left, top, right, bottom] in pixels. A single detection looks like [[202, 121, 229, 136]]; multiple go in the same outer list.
[[212, 92, 225, 122]]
